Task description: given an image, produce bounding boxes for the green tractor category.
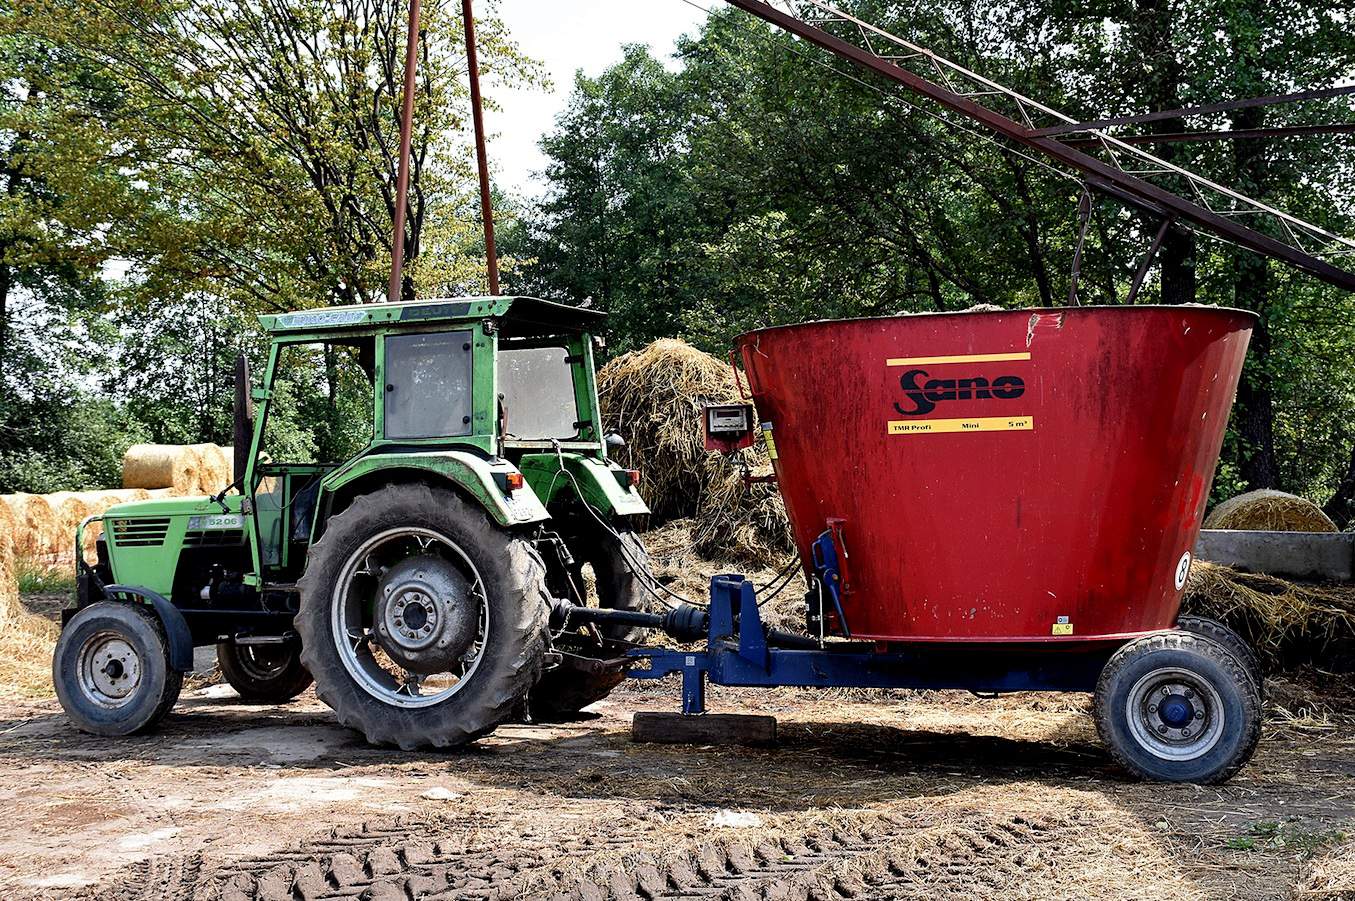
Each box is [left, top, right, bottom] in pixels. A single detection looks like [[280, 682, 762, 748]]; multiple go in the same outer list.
[[54, 296, 654, 748]]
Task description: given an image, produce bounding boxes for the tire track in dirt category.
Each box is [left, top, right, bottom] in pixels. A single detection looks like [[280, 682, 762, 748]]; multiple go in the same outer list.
[[111, 805, 1136, 901]]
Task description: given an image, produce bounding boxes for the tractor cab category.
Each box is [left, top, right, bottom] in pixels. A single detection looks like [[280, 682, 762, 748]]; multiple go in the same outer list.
[[62, 296, 650, 741]]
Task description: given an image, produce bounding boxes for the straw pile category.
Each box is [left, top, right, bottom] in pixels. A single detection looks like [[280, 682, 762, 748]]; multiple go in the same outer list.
[[1203, 488, 1338, 533], [0, 526, 59, 698], [1182, 561, 1355, 672], [0, 493, 60, 559], [597, 339, 792, 565]]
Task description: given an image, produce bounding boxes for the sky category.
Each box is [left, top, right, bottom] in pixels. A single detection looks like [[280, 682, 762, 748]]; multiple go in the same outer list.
[[487, 0, 710, 198]]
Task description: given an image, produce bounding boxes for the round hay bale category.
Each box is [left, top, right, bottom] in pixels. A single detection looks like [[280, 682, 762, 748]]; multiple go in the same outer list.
[[0, 494, 60, 560], [598, 338, 792, 565], [190, 443, 231, 495], [0, 524, 59, 698], [1204, 489, 1338, 533], [123, 444, 204, 494]]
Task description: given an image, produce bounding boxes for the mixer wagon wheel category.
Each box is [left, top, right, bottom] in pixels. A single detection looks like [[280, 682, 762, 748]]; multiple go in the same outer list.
[[295, 483, 549, 749], [1175, 615, 1265, 694], [1094, 632, 1261, 784], [53, 601, 183, 736], [530, 527, 650, 721], [216, 639, 313, 703]]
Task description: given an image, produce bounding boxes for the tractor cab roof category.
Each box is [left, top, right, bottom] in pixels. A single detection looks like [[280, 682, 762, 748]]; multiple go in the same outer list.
[[257, 296, 604, 340]]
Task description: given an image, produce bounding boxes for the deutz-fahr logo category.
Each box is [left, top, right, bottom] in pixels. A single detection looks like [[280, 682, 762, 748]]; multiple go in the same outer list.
[[893, 368, 1026, 416]]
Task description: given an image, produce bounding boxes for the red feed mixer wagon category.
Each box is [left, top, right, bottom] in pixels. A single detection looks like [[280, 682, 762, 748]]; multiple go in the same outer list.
[[619, 304, 1265, 785]]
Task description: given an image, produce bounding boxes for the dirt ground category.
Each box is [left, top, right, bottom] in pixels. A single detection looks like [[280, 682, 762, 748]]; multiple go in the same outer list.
[[2, 667, 1354, 900]]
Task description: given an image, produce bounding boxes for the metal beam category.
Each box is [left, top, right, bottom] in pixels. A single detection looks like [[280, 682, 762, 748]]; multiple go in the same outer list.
[[722, 0, 1355, 293], [1061, 123, 1355, 146], [1033, 85, 1355, 137]]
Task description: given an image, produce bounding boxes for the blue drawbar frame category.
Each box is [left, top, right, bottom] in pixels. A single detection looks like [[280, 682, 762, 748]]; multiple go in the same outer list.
[[626, 575, 1118, 715]]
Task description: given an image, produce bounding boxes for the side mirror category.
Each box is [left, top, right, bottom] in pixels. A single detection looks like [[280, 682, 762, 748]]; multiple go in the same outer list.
[[233, 353, 254, 485], [604, 432, 626, 451]]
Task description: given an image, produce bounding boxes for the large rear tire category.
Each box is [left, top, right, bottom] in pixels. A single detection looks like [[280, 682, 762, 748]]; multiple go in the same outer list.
[[53, 602, 182, 736], [296, 483, 549, 749], [216, 640, 313, 703], [531, 526, 650, 720], [1095, 631, 1261, 784]]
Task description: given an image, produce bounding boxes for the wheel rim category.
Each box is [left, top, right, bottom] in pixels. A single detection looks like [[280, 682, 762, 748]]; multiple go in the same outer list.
[[78, 631, 143, 709], [1125, 666, 1225, 761], [233, 644, 293, 681], [330, 527, 489, 709]]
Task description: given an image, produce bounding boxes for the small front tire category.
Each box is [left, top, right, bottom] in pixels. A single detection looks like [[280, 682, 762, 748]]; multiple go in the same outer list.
[[217, 640, 313, 703], [53, 602, 182, 736], [1095, 632, 1260, 784]]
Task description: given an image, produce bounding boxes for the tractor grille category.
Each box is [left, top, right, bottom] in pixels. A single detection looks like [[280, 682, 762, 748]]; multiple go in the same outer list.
[[108, 517, 171, 548], [184, 529, 245, 547]]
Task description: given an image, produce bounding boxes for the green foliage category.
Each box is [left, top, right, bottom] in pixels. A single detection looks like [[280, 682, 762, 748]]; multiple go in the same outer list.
[[516, 1, 1355, 515], [0, 0, 539, 491]]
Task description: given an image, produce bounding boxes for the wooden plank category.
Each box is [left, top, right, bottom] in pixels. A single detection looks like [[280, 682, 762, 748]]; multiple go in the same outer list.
[[632, 712, 777, 747]]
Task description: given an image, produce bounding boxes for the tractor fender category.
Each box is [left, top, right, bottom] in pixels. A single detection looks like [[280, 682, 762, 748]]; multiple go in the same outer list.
[[101, 585, 195, 673], [318, 450, 550, 533], [518, 452, 650, 519]]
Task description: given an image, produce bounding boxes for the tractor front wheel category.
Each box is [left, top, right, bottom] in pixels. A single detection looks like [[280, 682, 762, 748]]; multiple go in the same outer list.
[[53, 602, 182, 736], [216, 639, 313, 703], [1094, 631, 1260, 784], [296, 484, 549, 749]]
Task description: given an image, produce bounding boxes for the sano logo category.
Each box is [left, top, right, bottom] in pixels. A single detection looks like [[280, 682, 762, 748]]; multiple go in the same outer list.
[[893, 368, 1025, 416]]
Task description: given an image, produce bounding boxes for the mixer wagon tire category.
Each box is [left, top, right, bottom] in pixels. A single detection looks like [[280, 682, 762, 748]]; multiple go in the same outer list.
[[295, 483, 549, 750], [1094, 632, 1260, 784], [53, 601, 182, 736], [531, 527, 651, 720], [1176, 615, 1265, 692], [216, 639, 313, 703]]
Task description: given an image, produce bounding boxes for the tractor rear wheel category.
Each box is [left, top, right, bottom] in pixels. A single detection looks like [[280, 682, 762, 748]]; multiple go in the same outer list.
[[296, 483, 549, 749], [216, 639, 313, 703], [1094, 631, 1260, 784], [53, 601, 182, 736], [531, 526, 650, 721]]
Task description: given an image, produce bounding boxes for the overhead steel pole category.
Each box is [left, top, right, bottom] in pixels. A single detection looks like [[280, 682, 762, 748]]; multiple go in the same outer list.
[[387, 0, 422, 303], [463, 0, 500, 295]]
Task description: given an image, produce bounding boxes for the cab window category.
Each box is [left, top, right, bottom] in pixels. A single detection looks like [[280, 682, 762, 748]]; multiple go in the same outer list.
[[384, 331, 473, 440], [497, 346, 579, 441]]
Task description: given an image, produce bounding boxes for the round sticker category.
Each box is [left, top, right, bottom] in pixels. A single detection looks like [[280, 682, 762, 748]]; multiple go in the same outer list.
[[1174, 551, 1192, 591]]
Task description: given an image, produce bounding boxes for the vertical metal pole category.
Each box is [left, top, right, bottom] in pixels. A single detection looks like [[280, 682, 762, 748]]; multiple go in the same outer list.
[[387, 0, 422, 303], [1125, 216, 1175, 305], [463, 0, 500, 295]]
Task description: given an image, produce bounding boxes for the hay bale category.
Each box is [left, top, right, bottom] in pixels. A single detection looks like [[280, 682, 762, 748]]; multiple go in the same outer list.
[[123, 444, 204, 494], [1182, 560, 1355, 672], [191, 443, 231, 495], [598, 339, 792, 565], [0, 493, 60, 559], [1203, 489, 1337, 533]]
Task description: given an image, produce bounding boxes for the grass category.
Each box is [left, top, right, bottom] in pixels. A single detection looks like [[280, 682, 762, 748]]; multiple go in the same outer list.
[[1227, 820, 1348, 858], [15, 557, 76, 594]]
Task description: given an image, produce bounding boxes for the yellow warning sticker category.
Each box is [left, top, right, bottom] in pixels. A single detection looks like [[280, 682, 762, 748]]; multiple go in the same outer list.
[[760, 422, 778, 460], [1052, 623, 1074, 636], [886, 351, 1031, 366], [888, 416, 1033, 435]]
